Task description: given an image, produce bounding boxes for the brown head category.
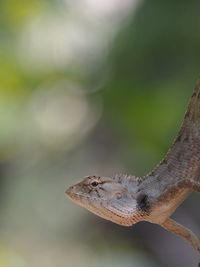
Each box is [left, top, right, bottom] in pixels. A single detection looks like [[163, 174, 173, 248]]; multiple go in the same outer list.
[[66, 175, 149, 226]]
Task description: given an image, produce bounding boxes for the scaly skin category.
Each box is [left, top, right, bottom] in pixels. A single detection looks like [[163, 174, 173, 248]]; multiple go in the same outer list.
[[66, 78, 200, 253]]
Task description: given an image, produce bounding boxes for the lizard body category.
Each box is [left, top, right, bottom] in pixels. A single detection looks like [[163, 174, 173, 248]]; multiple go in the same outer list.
[[66, 78, 200, 252]]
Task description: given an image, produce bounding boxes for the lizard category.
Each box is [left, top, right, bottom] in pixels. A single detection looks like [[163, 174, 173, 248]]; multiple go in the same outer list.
[[66, 78, 200, 253]]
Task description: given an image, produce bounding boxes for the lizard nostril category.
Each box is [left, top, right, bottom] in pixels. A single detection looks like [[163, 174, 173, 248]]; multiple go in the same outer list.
[[65, 186, 74, 195]]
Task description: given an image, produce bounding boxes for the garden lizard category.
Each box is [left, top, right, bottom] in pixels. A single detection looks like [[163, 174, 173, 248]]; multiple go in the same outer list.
[[66, 78, 200, 252]]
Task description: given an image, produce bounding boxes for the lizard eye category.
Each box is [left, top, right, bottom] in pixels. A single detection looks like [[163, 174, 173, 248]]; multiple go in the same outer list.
[[91, 181, 99, 187]]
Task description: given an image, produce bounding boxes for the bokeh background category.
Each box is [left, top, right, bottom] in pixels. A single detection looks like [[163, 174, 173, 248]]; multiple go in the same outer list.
[[0, 0, 200, 266]]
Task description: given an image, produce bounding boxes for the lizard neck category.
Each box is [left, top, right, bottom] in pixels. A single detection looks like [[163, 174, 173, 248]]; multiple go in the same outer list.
[[136, 175, 191, 224]]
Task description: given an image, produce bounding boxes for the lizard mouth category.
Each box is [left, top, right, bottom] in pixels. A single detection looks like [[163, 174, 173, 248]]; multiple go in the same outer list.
[[65, 188, 98, 204]]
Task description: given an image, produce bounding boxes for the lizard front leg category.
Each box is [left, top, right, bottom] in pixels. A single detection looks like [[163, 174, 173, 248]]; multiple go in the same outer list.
[[160, 218, 200, 253]]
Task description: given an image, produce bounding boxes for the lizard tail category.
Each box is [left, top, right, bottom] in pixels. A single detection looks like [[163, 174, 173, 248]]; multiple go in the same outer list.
[[184, 77, 200, 126], [145, 77, 200, 181], [177, 77, 200, 139]]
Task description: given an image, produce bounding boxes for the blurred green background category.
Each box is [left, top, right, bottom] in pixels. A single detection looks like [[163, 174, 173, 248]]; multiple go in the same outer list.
[[0, 0, 200, 266]]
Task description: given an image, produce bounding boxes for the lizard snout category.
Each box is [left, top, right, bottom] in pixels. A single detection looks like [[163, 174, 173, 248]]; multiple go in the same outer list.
[[65, 185, 75, 196]]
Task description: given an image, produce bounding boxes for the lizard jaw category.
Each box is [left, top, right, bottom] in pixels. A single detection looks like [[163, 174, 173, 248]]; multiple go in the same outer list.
[[66, 186, 144, 226]]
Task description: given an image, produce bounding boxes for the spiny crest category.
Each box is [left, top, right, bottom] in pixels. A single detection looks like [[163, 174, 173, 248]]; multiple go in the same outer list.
[[113, 173, 141, 184]]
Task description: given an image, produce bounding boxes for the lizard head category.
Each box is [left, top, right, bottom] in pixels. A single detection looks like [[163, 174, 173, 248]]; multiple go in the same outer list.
[[66, 174, 149, 226]]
